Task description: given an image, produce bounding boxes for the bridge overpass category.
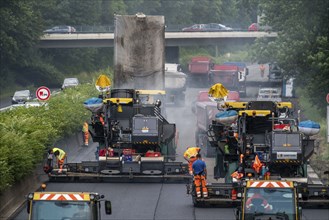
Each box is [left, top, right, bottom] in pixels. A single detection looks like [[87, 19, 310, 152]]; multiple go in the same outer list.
[[38, 31, 277, 48], [38, 31, 277, 62]]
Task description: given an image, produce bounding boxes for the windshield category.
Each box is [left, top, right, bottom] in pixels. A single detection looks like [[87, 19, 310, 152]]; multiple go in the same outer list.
[[244, 188, 296, 220], [31, 201, 94, 220], [213, 71, 236, 86], [14, 90, 30, 97], [64, 78, 79, 84]]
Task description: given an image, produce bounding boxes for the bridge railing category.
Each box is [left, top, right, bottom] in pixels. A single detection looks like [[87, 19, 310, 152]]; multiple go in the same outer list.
[[45, 25, 252, 33]]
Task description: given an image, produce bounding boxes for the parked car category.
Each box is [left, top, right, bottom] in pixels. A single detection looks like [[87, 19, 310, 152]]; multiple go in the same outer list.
[[61, 78, 79, 90], [182, 23, 232, 32], [257, 87, 282, 102], [12, 90, 32, 104], [44, 26, 76, 34]]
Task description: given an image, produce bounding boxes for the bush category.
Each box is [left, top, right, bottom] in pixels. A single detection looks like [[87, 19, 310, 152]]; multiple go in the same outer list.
[[0, 80, 103, 192]]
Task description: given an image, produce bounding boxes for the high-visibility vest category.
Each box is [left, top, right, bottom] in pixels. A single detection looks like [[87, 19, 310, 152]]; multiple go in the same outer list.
[[82, 122, 88, 132], [53, 147, 66, 160]]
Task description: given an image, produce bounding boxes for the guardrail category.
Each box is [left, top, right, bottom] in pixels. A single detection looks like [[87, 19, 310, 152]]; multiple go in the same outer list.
[[44, 25, 255, 34]]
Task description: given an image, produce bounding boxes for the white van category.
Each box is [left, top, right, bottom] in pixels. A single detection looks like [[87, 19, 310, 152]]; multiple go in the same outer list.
[[257, 87, 282, 102]]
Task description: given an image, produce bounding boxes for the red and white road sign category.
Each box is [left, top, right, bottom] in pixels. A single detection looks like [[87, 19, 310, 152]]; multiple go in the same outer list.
[[36, 86, 51, 101]]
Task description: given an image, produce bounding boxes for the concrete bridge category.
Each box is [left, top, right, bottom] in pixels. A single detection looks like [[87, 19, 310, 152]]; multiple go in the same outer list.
[[38, 31, 277, 48], [38, 31, 277, 62]]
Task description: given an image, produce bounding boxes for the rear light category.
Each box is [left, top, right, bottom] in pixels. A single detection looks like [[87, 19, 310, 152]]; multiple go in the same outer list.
[[231, 189, 237, 200]]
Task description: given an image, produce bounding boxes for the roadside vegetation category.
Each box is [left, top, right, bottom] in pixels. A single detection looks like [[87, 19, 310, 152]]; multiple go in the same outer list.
[[0, 71, 111, 192], [1, 0, 327, 190], [297, 88, 329, 183]]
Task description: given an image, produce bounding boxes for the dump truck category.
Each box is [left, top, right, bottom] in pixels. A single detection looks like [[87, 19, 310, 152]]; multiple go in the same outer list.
[[187, 99, 329, 209], [165, 63, 187, 106], [26, 185, 112, 220], [46, 14, 189, 183], [208, 64, 247, 97], [187, 56, 214, 87]]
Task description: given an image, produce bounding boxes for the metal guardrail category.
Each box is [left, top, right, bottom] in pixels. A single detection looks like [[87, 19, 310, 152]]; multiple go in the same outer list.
[[44, 25, 255, 34]]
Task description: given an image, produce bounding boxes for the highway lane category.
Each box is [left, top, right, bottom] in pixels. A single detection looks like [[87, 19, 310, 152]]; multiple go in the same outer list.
[[11, 67, 328, 220], [11, 182, 329, 220]]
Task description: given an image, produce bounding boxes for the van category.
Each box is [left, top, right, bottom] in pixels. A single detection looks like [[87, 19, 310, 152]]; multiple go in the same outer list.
[[257, 88, 282, 102]]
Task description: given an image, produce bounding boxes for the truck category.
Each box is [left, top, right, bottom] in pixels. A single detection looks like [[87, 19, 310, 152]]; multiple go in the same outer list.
[[187, 99, 329, 209], [26, 185, 112, 220], [187, 56, 214, 87], [208, 64, 247, 97], [192, 90, 240, 157], [46, 14, 190, 183], [222, 62, 249, 80], [164, 63, 187, 106], [268, 62, 283, 84]]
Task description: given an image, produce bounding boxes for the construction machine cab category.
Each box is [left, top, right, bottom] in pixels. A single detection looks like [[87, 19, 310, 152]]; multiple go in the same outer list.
[[26, 191, 111, 220], [236, 180, 300, 220]]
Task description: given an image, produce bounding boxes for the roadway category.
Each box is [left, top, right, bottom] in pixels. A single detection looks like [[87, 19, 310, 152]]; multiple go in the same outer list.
[[8, 65, 329, 220]]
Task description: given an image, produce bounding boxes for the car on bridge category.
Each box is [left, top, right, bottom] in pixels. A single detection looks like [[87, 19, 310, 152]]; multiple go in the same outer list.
[[182, 23, 232, 32], [248, 23, 272, 32], [44, 26, 76, 34]]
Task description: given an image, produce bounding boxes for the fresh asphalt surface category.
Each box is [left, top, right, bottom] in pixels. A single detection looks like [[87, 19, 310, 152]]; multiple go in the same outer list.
[[11, 65, 329, 219]]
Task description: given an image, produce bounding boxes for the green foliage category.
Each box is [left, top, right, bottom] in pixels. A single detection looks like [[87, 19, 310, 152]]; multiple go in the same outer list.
[[0, 82, 102, 192], [1, 0, 259, 93], [252, 0, 329, 117], [296, 88, 329, 161]]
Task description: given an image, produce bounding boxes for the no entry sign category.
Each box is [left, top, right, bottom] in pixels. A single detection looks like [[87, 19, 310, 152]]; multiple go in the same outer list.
[[36, 86, 51, 101]]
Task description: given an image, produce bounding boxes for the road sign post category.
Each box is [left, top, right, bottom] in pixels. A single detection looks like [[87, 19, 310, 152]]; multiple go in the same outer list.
[[36, 86, 51, 101], [327, 93, 329, 143]]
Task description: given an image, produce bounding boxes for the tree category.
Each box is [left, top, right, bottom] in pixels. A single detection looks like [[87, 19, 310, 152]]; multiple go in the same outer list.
[[0, 0, 44, 88], [253, 0, 329, 116]]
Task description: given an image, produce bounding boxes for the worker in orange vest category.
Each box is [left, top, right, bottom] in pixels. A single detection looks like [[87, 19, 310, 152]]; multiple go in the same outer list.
[[259, 64, 265, 78], [192, 153, 208, 198], [184, 146, 201, 175], [82, 121, 89, 146]]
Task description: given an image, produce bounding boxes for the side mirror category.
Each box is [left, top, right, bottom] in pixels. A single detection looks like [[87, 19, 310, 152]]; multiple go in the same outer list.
[[298, 206, 302, 218], [155, 99, 162, 107], [105, 200, 112, 215], [235, 207, 241, 219], [26, 200, 30, 214]]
